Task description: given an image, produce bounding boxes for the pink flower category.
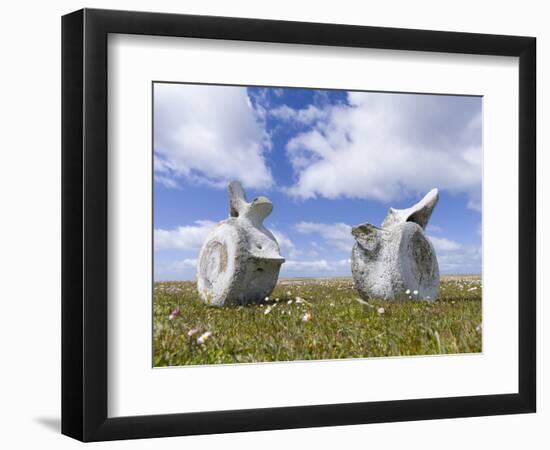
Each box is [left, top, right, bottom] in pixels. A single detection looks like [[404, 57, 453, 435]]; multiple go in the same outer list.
[[168, 306, 181, 320]]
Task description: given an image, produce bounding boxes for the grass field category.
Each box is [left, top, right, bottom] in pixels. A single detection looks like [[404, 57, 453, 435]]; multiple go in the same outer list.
[[153, 276, 482, 367]]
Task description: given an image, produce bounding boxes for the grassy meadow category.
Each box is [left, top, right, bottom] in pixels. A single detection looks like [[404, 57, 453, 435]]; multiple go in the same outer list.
[[153, 276, 482, 367]]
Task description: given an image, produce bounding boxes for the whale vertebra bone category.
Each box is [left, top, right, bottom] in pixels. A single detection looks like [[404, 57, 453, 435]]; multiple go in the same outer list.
[[351, 189, 440, 301], [197, 181, 285, 306]]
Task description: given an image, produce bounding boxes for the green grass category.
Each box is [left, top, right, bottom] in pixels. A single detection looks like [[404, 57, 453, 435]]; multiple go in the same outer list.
[[153, 276, 482, 367]]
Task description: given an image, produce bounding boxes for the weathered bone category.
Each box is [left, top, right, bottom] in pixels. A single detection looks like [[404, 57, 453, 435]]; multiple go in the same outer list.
[[351, 189, 440, 301], [197, 181, 285, 306], [381, 188, 439, 229]]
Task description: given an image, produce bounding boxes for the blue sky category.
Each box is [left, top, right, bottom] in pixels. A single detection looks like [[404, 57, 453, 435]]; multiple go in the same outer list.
[[153, 83, 482, 281]]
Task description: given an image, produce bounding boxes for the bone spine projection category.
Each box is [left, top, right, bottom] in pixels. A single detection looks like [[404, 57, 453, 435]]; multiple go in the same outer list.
[[351, 189, 440, 301], [197, 181, 285, 306]]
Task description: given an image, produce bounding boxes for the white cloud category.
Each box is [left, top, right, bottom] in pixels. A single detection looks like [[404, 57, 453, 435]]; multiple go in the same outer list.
[[467, 197, 482, 212], [427, 235, 462, 252], [271, 104, 327, 125], [437, 245, 481, 274], [154, 174, 179, 189], [280, 92, 481, 209], [154, 258, 198, 281], [154, 220, 216, 251], [426, 234, 480, 275], [306, 241, 322, 257], [271, 230, 301, 259], [281, 259, 350, 275], [172, 258, 198, 270], [426, 224, 443, 233], [154, 83, 273, 189], [294, 221, 353, 252]]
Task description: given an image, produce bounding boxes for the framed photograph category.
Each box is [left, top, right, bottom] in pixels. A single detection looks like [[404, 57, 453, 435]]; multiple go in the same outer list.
[[62, 8, 536, 441]]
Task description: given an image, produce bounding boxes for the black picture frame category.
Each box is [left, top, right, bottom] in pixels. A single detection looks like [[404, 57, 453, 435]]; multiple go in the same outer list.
[[62, 8, 536, 442]]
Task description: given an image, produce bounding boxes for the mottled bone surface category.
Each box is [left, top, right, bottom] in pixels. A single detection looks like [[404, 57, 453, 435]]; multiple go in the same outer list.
[[351, 189, 440, 301], [197, 181, 284, 306]]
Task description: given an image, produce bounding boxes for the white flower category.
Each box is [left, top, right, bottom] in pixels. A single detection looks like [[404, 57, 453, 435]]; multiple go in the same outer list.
[[264, 305, 274, 315], [187, 327, 199, 337], [287, 300, 293, 305], [264, 296, 270, 301], [476, 324, 482, 333], [405, 289, 411, 295], [302, 312, 312, 322], [377, 307, 385, 315], [295, 297, 304, 304], [197, 331, 212, 345], [413, 290, 419, 296], [286, 291, 291, 296]]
